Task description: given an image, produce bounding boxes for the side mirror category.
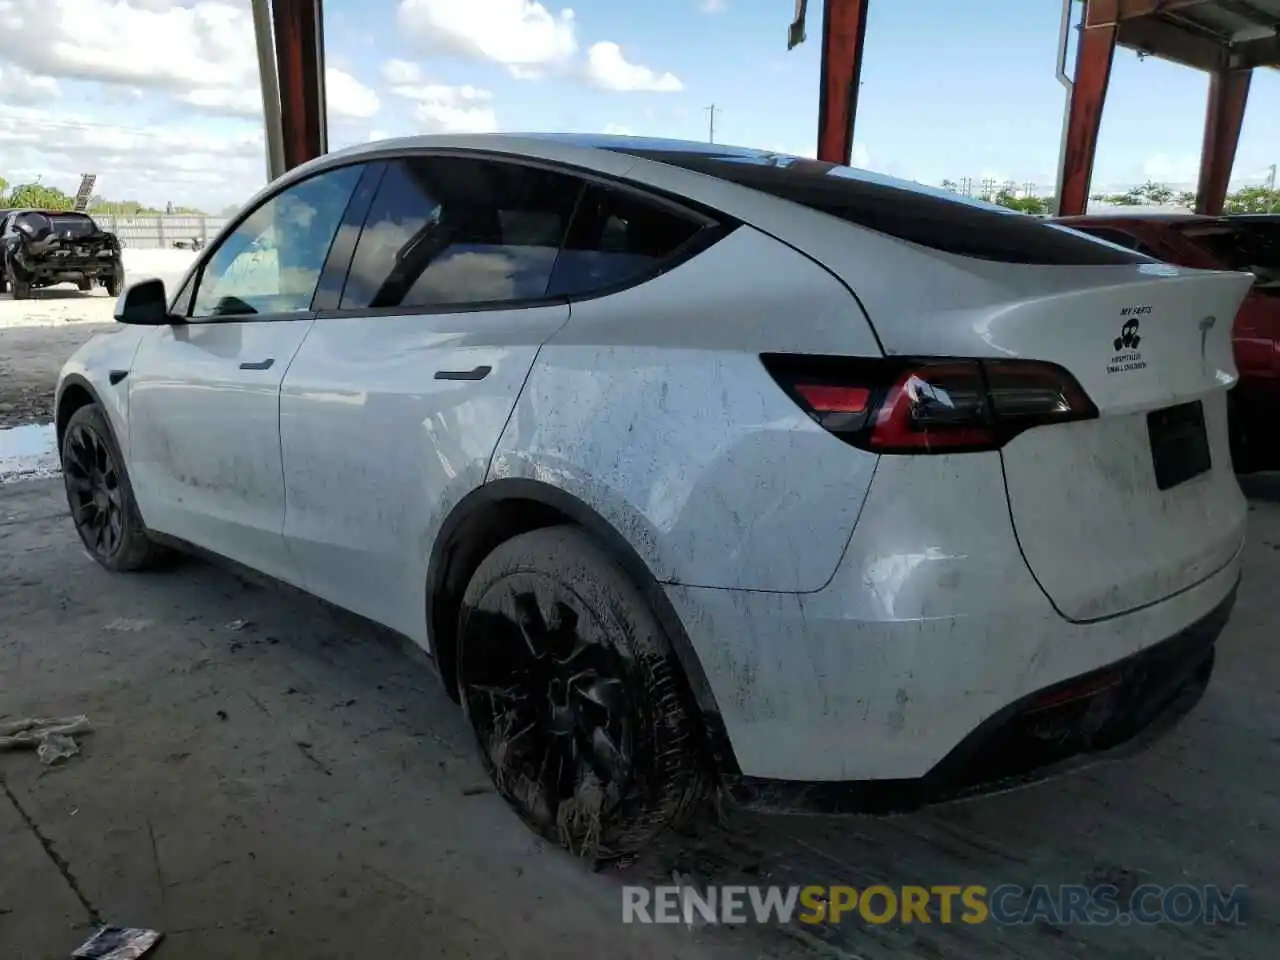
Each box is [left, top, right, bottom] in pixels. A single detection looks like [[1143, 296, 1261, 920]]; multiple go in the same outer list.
[[114, 278, 176, 325]]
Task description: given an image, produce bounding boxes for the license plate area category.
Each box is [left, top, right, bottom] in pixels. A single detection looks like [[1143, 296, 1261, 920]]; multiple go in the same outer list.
[[1148, 401, 1211, 491]]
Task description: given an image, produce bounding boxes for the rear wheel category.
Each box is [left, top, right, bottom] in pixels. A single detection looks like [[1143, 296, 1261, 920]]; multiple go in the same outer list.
[[61, 404, 167, 572], [11, 278, 31, 300], [105, 266, 124, 298], [457, 525, 707, 859], [77, 277, 92, 292]]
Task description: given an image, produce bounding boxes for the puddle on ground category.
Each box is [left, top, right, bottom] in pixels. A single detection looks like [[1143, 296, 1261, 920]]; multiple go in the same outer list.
[[0, 423, 59, 483]]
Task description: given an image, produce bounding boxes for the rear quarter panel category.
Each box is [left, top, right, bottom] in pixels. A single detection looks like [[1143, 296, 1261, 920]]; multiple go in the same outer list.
[[489, 224, 884, 593]]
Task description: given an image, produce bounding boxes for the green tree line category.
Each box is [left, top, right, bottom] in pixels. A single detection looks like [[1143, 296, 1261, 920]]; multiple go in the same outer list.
[[940, 178, 1280, 216], [0, 175, 206, 216]]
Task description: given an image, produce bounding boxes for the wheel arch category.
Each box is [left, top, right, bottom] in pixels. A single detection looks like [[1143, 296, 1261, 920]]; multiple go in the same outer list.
[[55, 374, 105, 449], [426, 477, 741, 776]]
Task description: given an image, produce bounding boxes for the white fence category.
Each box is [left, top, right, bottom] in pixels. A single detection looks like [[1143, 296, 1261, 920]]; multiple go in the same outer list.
[[93, 215, 232, 250]]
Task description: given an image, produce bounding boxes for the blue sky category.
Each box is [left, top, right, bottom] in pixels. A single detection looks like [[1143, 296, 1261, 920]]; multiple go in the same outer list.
[[0, 0, 1276, 209]]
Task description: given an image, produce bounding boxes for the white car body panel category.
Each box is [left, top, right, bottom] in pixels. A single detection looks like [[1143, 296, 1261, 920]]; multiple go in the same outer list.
[[278, 304, 570, 642], [57, 326, 147, 439], [127, 320, 315, 584], [665, 453, 1242, 782], [55, 133, 1253, 791], [489, 225, 882, 593]]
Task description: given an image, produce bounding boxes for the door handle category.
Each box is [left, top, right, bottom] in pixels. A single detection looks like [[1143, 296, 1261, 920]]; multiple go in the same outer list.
[[434, 365, 491, 381], [239, 358, 275, 371]]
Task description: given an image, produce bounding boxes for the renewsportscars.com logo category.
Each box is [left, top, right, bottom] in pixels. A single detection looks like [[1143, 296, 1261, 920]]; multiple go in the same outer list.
[[622, 884, 1249, 927]]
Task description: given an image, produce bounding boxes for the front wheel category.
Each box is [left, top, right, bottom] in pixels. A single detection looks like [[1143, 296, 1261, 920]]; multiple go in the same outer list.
[[457, 526, 707, 859], [105, 266, 124, 298], [61, 404, 167, 571]]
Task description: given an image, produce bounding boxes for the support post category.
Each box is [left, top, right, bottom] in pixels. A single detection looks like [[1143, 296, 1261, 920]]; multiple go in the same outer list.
[[271, 0, 328, 173], [1056, 16, 1117, 216], [252, 0, 286, 182], [1195, 68, 1251, 215], [816, 0, 870, 165]]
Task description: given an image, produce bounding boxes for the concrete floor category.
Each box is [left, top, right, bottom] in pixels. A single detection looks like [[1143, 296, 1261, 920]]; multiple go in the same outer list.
[[2, 474, 1278, 959]]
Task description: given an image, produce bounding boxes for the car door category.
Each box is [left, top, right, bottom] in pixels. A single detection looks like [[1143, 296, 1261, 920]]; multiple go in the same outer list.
[[126, 163, 366, 583], [278, 154, 579, 639]]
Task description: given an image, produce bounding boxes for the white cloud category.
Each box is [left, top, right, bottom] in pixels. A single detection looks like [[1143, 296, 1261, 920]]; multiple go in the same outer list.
[[603, 123, 635, 136], [700, 0, 727, 12], [0, 104, 264, 207], [384, 68, 499, 134], [0, 0, 258, 92], [397, 0, 577, 75], [326, 68, 381, 119], [0, 63, 60, 104], [585, 42, 683, 93], [381, 58, 424, 86]]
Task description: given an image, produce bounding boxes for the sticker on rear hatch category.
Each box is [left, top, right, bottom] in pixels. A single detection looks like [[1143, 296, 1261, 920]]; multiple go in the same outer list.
[[1107, 307, 1149, 374]]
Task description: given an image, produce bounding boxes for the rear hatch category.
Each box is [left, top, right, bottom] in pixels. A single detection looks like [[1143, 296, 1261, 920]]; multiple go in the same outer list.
[[885, 263, 1254, 621], [603, 142, 1255, 620]]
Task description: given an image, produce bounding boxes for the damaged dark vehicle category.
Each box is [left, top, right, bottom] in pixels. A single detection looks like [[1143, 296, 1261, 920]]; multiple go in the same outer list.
[[0, 209, 125, 300]]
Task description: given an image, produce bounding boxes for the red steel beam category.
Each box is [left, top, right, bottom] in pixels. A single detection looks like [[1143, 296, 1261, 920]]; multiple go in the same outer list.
[[816, 0, 870, 165], [1057, 18, 1118, 216], [271, 0, 328, 172], [1195, 68, 1252, 215]]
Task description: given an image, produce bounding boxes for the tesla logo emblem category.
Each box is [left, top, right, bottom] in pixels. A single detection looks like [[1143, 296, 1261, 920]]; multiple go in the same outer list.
[[1114, 318, 1141, 352], [1200, 316, 1216, 363]]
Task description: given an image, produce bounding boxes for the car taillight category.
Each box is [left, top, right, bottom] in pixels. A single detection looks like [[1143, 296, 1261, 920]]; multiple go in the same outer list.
[[762, 354, 1098, 453]]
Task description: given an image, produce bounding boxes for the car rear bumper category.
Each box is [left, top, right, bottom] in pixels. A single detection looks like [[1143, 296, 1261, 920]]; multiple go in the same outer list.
[[723, 582, 1232, 814], [664, 452, 1244, 786]]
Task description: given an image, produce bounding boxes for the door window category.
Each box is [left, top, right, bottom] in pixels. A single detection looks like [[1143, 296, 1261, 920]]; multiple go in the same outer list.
[[191, 164, 363, 319], [546, 185, 708, 297], [340, 156, 583, 310]]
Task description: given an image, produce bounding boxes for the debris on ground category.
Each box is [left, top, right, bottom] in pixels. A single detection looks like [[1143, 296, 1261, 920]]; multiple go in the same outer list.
[[225, 618, 254, 632], [0, 716, 92, 765], [71, 925, 163, 959]]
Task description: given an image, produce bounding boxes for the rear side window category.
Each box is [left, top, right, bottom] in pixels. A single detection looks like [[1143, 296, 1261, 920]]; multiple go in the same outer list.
[[1068, 225, 1162, 259], [606, 147, 1150, 266], [546, 185, 708, 297], [1177, 221, 1280, 285], [341, 157, 582, 310]]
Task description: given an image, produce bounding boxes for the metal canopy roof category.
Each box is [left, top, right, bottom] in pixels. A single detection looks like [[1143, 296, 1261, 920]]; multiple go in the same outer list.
[[1090, 0, 1280, 70]]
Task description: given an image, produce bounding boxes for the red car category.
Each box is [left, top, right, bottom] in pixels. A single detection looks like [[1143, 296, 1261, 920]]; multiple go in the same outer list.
[[1054, 214, 1280, 472]]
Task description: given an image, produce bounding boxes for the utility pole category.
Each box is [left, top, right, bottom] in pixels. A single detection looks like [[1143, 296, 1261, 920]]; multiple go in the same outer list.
[[705, 104, 718, 144], [1268, 163, 1277, 190]]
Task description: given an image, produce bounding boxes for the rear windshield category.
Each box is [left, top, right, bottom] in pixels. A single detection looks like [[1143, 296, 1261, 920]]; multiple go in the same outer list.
[[15, 211, 99, 239], [47, 213, 99, 239], [1176, 220, 1280, 284], [604, 147, 1149, 266]]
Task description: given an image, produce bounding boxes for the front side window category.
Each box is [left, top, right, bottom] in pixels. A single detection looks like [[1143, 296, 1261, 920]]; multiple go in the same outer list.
[[340, 156, 582, 310], [546, 185, 707, 297], [191, 164, 363, 319]]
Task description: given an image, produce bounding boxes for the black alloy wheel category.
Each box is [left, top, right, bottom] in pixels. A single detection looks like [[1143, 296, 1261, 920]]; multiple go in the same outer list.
[[60, 404, 166, 571], [63, 419, 125, 559], [462, 577, 635, 849], [458, 526, 705, 859]]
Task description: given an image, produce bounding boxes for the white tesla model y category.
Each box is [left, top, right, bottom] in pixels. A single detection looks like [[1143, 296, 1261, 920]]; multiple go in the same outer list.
[[56, 135, 1253, 856]]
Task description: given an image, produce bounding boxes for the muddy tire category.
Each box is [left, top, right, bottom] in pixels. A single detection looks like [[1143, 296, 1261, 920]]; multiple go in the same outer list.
[[61, 404, 167, 572], [457, 525, 707, 859]]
